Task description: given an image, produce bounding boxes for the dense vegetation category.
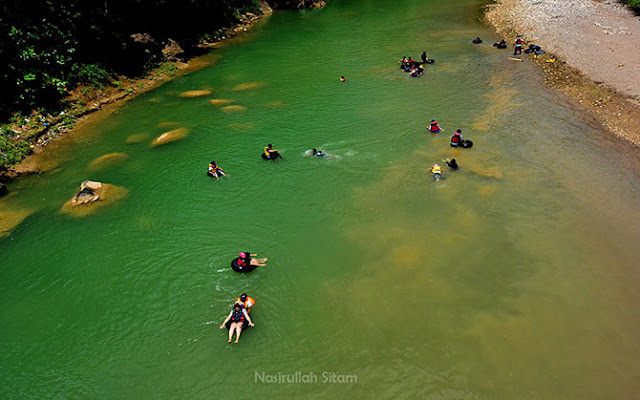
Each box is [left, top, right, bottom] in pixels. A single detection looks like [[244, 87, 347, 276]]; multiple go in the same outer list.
[[623, 0, 640, 12], [0, 0, 265, 170]]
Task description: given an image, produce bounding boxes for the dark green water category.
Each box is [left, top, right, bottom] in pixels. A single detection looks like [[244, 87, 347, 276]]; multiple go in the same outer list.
[[2, 0, 640, 398]]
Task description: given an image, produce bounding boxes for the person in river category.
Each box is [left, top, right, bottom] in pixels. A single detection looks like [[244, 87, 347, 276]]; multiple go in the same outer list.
[[231, 252, 268, 273], [420, 51, 428, 64], [305, 148, 329, 158], [428, 120, 442, 133], [493, 39, 507, 49], [430, 163, 443, 181], [472, 37, 483, 44], [513, 36, 525, 55], [207, 161, 227, 179], [340, 76, 346, 82], [444, 158, 459, 169], [262, 143, 283, 161], [236, 293, 256, 312], [220, 303, 254, 343], [451, 129, 463, 147]]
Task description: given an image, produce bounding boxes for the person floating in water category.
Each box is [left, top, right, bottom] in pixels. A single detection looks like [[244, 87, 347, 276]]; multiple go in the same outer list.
[[493, 39, 507, 49], [444, 158, 459, 169], [340, 76, 346, 82], [220, 303, 254, 343], [262, 143, 283, 161], [513, 36, 525, 55], [428, 120, 442, 133], [430, 163, 443, 181], [235, 293, 256, 312], [207, 161, 227, 179], [231, 252, 268, 273], [451, 129, 463, 147], [420, 51, 428, 64], [472, 37, 483, 44], [305, 148, 329, 158]]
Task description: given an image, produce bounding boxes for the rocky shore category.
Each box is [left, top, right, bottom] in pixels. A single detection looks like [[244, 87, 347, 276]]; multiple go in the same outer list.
[[485, 0, 640, 146]]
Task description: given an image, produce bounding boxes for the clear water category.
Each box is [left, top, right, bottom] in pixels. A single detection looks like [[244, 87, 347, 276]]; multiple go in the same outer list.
[[2, 0, 640, 398]]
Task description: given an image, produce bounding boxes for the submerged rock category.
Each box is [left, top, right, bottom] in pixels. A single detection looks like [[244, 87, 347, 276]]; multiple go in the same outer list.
[[210, 99, 235, 106], [222, 105, 247, 113], [0, 198, 34, 238], [61, 181, 129, 217], [179, 90, 212, 98], [126, 133, 150, 144], [151, 128, 189, 147], [232, 82, 265, 91], [87, 153, 128, 171]]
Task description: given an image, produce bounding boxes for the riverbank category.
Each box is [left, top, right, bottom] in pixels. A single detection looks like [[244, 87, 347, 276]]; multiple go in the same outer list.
[[0, 0, 326, 180], [485, 0, 640, 147]]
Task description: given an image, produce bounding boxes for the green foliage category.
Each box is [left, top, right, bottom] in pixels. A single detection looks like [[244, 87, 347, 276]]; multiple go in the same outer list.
[[0, 131, 32, 171], [70, 64, 111, 86], [623, 0, 640, 12]]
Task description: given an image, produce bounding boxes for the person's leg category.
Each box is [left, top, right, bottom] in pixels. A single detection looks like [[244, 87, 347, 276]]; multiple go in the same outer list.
[[251, 258, 268, 266], [228, 323, 236, 342], [234, 326, 243, 343]]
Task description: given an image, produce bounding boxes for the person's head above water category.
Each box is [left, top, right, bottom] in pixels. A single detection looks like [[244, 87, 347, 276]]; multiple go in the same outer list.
[[267, 143, 272, 148], [456, 129, 462, 133], [240, 293, 248, 301], [312, 148, 317, 153], [238, 252, 247, 258], [234, 303, 242, 309], [210, 160, 216, 165]]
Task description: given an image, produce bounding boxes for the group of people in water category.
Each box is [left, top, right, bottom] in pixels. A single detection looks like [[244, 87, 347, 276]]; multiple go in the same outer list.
[[427, 119, 471, 181], [399, 51, 434, 77], [473, 35, 543, 57]]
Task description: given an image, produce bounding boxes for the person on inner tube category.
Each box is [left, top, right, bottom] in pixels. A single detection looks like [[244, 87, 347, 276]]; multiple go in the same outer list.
[[207, 161, 227, 179], [236, 293, 256, 312], [428, 120, 442, 133], [220, 303, 254, 343], [451, 129, 463, 147], [239, 252, 268, 267], [340, 76, 346, 82], [430, 163, 443, 181], [263, 143, 283, 161]]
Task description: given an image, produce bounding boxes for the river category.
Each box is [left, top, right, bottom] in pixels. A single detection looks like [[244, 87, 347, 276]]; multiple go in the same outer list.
[[2, 0, 640, 398]]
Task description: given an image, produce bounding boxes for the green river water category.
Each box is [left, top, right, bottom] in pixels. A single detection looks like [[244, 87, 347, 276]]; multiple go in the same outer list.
[[2, 0, 640, 398]]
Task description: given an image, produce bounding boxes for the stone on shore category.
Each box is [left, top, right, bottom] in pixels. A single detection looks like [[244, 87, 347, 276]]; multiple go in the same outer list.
[[60, 181, 129, 217], [232, 82, 265, 91], [87, 153, 128, 171], [151, 128, 189, 147], [179, 90, 212, 98], [222, 105, 247, 113], [162, 38, 185, 61]]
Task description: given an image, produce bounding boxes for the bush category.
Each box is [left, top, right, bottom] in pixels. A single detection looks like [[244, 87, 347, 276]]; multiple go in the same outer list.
[[0, 131, 32, 171], [70, 63, 111, 87]]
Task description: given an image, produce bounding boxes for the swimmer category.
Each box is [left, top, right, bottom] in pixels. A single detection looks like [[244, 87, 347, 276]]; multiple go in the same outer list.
[[472, 37, 483, 44], [235, 293, 256, 312], [493, 39, 507, 49], [443, 158, 459, 169], [220, 303, 254, 343], [420, 51, 428, 64], [340, 76, 346, 82], [262, 143, 283, 161], [207, 161, 227, 180], [428, 120, 442, 133], [305, 148, 329, 158], [430, 163, 443, 181]]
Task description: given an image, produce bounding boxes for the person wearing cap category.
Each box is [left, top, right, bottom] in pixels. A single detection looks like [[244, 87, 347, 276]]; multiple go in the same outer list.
[[235, 293, 256, 312], [231, 251, 268, 273]]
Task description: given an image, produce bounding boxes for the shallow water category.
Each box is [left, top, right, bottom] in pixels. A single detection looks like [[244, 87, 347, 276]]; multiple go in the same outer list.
[[2, 0, 640, 398]]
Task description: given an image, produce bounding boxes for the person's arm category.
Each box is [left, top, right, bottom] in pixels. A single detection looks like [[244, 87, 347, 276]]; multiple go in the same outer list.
[[250, 253, 257, 257], [244, 309, 254, 327], [220, 310, 232, 329]]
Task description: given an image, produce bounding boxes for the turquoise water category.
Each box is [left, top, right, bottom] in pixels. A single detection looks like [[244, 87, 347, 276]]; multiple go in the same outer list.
[[2, 0, 640, 398]]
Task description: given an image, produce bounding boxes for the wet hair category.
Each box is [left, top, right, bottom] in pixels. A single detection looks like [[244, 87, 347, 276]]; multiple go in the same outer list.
[[431, 120, 435, 122], [234, 303, 242, 309], [267, 143, 272, 148], [456, 129, 462, 133], [240, 293, 248, 300], [210, 160, 216, 164], [312, 148, 317, 153]]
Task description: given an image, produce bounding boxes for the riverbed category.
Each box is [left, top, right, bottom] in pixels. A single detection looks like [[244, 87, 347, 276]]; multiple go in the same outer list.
[[1, 0, 640, 398]]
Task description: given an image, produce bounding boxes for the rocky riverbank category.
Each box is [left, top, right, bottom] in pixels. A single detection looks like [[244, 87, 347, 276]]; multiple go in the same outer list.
[[485, 0, 640, 146]]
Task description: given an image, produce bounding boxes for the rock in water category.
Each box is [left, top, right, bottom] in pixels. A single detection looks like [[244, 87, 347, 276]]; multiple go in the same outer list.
[[222, 105, 247, 112], [72, 181, 103, 205], [151, 128, 189, 147], [232, 82, 265, 91], [87, 153, 128, 171], [179, 90, 212, 98], [210, 99, 235, 106]]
